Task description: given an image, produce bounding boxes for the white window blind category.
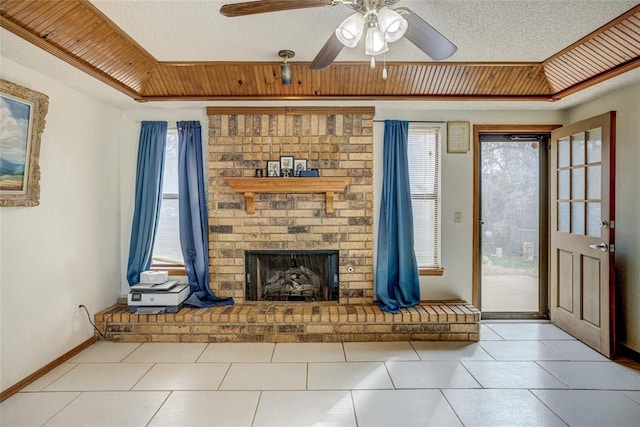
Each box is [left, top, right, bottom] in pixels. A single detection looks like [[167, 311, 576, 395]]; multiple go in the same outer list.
[[407, 124, 441, 268], [152, 129, 184, 266]]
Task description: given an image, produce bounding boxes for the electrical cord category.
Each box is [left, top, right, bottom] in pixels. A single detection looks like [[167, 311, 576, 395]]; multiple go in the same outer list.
[[79, 304, 106, 339]]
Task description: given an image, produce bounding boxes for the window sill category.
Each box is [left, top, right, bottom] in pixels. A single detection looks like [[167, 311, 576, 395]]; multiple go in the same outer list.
[[419, 267, 444, 276], [151, 266, 187, 276]]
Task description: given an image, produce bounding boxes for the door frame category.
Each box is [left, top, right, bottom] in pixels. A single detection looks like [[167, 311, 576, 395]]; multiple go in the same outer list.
[[472, 124, 561, 314]]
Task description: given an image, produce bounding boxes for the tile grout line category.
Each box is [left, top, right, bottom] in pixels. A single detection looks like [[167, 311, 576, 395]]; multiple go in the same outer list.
[[128, 362, 156, 391], [439, 388, 466, 426], [526, 388, 571, 426], [250, 390, 263, 427], [217, 362, 234, 391], [41, 390, 84, 426], [145, 390, 173, 427]]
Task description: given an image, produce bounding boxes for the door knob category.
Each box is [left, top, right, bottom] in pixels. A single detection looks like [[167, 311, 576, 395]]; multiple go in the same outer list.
[[588, 242, 608, 252]]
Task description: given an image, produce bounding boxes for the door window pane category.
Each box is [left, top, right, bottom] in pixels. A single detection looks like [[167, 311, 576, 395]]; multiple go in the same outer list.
[[558, 169, 570, 200], [572, 167, 585, 200], [558, 202, 570, 232], [572, 132, 585, 166], [558, 137, 570, 168], [572, 202, 585, 235], [587, 165, 601, 200], [587, 128, 602, 164], [587, 202, 602, 237]]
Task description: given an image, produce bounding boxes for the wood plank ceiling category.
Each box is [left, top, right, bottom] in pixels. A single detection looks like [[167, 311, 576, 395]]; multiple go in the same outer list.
[[1, 0, 639, 102]]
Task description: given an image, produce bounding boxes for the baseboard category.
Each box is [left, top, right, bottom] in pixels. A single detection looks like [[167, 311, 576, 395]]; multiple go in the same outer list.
[[0, 336, 96, 402]]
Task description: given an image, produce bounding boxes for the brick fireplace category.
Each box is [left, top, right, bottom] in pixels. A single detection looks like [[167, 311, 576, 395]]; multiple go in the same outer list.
[[206, 107, 375, 304], [94, 106, 481, 343]]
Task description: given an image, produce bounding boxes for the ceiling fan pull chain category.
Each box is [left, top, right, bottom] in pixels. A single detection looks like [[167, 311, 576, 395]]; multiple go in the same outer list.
[[382, 51, 388, 80], [370, 56, 376, 69]]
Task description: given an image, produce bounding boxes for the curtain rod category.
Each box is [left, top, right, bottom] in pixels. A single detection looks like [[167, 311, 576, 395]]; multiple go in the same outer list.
[[134, 122, 179, 130], [373, 120, 445, 123]]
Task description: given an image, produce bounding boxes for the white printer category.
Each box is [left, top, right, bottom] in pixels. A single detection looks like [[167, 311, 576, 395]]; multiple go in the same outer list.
[[128, 275, 190, 313]]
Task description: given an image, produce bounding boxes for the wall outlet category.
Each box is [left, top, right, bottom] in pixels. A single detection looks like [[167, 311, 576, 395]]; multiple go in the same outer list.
[[454, 212, 462, 223], [75, 301, 84, 316]]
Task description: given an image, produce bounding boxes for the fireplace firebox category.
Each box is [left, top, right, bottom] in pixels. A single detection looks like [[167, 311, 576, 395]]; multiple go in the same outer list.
[[245, 250, 339, 302]]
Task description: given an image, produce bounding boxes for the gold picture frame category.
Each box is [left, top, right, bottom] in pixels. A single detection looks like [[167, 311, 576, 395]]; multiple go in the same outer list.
[[447, 121, 470, 153], [0, 79, 49, 206]]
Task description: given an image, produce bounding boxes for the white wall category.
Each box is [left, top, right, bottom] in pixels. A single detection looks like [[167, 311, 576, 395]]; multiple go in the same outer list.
[[565, 82, 640, 353], [0, 58, 122, 391], [372, 108, 564, 303]]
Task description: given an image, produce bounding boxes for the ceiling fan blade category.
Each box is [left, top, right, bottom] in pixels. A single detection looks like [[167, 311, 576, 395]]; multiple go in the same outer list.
[[309, 32, 345, 70], [220, 0, 333, 17], [396, 7, 457, 61]]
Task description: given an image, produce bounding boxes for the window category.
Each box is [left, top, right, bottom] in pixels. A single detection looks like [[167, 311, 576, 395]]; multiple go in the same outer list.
[[408, 124, 441, 272], [152, 129, 184, 268]]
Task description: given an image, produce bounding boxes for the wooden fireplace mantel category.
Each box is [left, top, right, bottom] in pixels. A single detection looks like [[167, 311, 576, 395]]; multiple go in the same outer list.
[[224, 177, 350, 214]]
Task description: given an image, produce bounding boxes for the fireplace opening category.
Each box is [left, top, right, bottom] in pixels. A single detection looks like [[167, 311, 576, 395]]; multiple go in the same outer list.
[[245, 250, 339, 302]]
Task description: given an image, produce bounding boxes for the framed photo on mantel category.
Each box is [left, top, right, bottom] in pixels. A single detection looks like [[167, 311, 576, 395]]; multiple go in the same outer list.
[[447, 121, 470, 153], [266, 160, 280, 177], [280, 155, 294, 170]]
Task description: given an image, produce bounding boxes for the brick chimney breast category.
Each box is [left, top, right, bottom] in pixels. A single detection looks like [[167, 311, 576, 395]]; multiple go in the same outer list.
[[207, 107, 374, 304]]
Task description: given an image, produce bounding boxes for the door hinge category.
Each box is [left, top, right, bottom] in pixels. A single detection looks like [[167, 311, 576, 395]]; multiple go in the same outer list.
[[609, 244, 615, 253], [610, 220, 615, 229]]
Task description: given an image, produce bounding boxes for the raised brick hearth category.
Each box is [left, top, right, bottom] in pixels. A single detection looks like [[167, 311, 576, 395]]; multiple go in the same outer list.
[[96, 301, 479, 343]]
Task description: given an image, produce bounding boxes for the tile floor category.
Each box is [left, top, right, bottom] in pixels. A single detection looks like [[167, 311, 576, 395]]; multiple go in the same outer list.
[[2, 322, 639, 426]]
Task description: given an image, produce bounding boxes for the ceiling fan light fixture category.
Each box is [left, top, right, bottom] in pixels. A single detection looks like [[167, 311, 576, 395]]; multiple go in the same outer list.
[[377, 7, 408, 43], [220, 1, 458, 70], [278, 49, 295, 85], [335, 13, 365, 48], [365, 25, 388, 56], [281, 63, 292, 85]]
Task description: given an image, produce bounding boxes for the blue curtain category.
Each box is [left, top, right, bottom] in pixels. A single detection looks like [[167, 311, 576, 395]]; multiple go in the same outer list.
[[177, 121, 234, 307], [375, 120, 420, 313], [126, 121, 168, 285]]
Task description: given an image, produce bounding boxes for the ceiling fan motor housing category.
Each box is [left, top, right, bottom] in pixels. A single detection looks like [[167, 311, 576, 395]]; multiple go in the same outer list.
[[343, 0, 403, 14]]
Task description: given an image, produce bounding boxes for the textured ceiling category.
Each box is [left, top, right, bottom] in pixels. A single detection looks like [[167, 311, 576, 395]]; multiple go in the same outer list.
[[1, 0, 639, 110], [91, 0, 638, 63]]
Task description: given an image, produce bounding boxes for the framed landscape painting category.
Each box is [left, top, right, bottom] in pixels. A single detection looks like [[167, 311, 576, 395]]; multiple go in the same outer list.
[[0, 79, 49, 206]]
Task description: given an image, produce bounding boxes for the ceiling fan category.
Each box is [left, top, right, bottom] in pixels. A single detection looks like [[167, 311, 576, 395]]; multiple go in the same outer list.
[[219, 0, 458, 70]]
